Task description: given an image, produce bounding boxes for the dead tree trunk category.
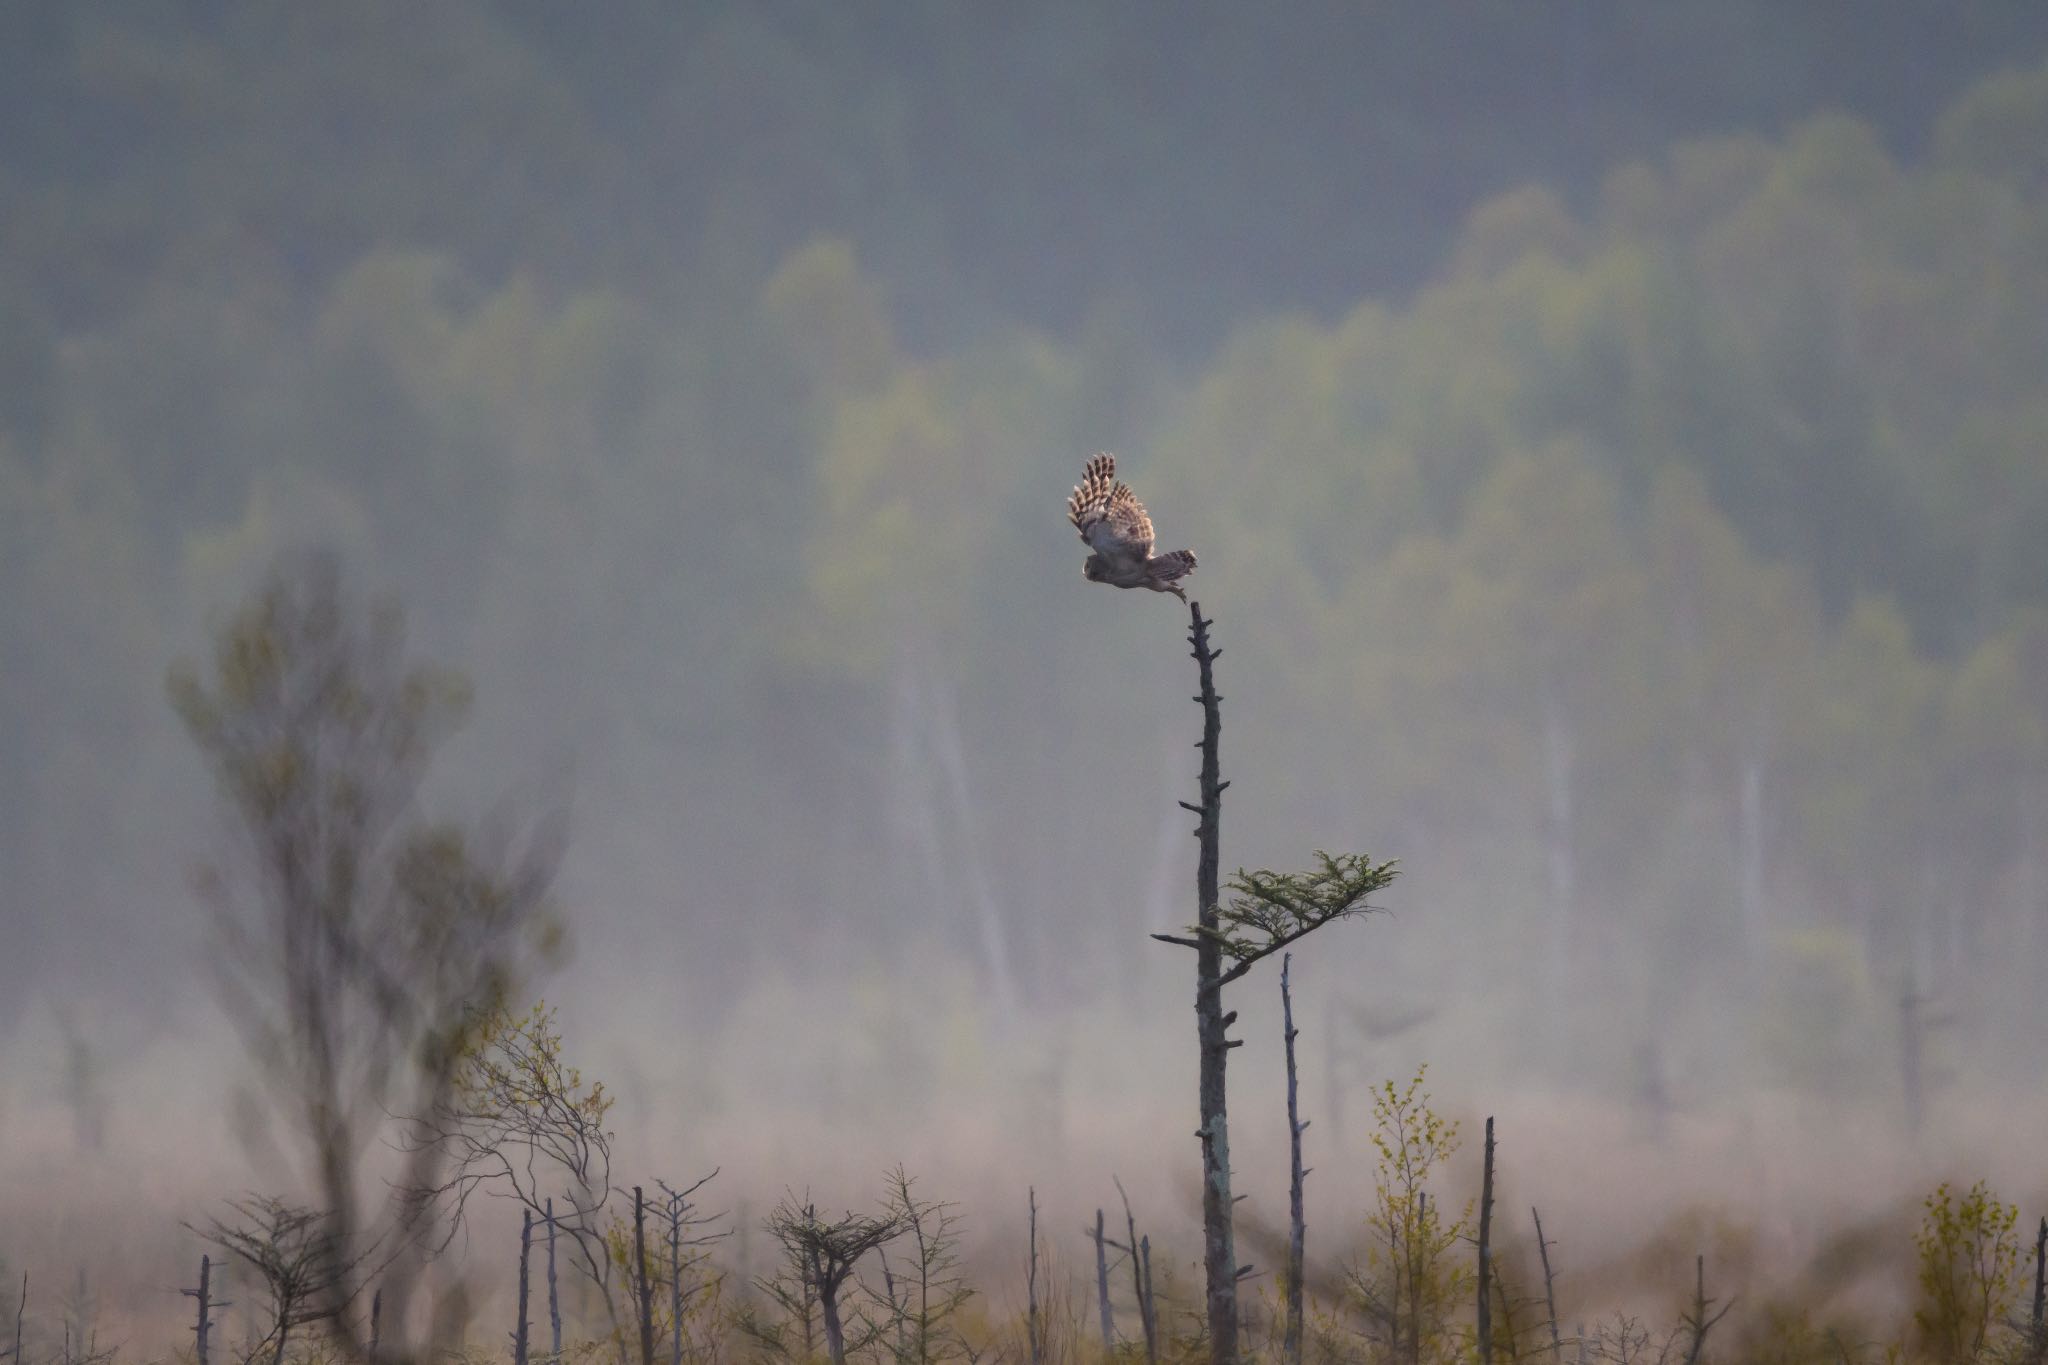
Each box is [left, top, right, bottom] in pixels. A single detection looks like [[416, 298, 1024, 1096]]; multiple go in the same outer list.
[[635, 1187, 655, 1365], [1532, 1208, 1562, 1365], [1680, 1255, 1730, 1365], [1188, 604, 1240, 1365], [668, 1194, 684, 1365], [1143, 602, 1396, 1365], [183, 1256, 223, 1365], [1117, 1180, 1157, 1365], [816, 1248, 848, 1365], [515, 1208, 533, 1365], [1091, 1210, 1115, 1353], [547, 1199, 562, 1361], [1411, 1191, 1427, 1365], [369, 1286, 381, 1357], [2031, 1216, 2046, 1365], [11, 1272, 23, 1365], [1281, 953, 1308, 1365], [1141, 1236, 1157, 1365], [1027, 1188, 1043, 1365], [1477, 1117, 1495, 1365], [880, 1251, 905, 1363]]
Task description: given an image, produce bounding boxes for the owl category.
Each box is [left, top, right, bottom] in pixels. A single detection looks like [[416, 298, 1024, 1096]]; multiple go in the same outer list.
[[1065, 453, 1198, 600]]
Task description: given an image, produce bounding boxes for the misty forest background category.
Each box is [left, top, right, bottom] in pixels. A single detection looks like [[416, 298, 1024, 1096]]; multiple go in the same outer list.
[[5, 3, 2048, 1359]]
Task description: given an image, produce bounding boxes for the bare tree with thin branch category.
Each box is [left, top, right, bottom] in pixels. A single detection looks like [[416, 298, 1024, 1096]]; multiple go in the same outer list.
[[655, 1173, 727, 1365], [404, 1002, 618, 1337], [192, 1196, 363, 1365], [1112, 1178, 1157, 1365], [1280, 954, 1309, 1365], [752, 1196, 903, 1365], [869, 1168, 972, 1365], [1678, 1256, 1732, 1365], [1532, 1208, 1563, 1365], [185, 1253, 231, 1365]]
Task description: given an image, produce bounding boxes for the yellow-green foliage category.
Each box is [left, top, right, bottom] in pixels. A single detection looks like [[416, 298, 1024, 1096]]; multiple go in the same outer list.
[[1912, 1180, 2020, 1365], [600, 1208, 725, 1365], [1738, 1303, 1836, 1365], [1350, 1066, 1473, 1365], [454, 1001, 614, 1131], [165, 561, 470, 828]]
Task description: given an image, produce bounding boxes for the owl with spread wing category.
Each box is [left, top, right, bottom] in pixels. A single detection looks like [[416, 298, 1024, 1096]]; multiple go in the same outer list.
[[1066, 453, 1198, 600]]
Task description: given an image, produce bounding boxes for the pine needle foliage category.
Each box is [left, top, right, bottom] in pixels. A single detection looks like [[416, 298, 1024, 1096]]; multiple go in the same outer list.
[[1207, 854, 1399, 981]]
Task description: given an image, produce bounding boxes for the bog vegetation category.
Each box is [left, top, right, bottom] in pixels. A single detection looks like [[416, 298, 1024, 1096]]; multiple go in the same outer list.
[[5, 1016, 2041, 1365]]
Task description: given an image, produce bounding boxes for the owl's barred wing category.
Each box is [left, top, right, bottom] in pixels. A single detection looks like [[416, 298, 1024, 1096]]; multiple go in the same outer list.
[[1103, 481, 1156, 558], [1068, 450, 1194, 596], [1067, 452, 1118, 534]]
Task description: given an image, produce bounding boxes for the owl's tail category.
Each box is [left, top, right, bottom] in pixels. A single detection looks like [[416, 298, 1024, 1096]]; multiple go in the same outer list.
[[1151, 549, 1197, 580]]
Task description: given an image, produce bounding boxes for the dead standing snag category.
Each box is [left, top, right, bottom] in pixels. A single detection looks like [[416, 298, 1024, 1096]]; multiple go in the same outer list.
[[1148, 601, 1398, 1365]]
